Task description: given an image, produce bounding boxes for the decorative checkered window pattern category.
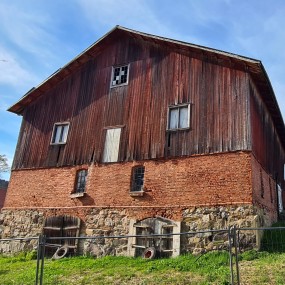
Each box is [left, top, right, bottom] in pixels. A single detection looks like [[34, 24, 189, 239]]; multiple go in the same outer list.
[[111, 65, 129, 87]]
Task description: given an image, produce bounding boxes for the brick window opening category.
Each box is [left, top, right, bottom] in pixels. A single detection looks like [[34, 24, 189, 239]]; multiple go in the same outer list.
[[75, 169, 88, 193], [131, 166, 145, 192], [111, 65, 129, 87], [168, 104, 190, 130], [51, 123, 69, 144]]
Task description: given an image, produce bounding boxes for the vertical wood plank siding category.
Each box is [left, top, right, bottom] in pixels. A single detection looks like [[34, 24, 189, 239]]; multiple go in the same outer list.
[[13, 36, 252, 169], [250, 79, 285, 186]]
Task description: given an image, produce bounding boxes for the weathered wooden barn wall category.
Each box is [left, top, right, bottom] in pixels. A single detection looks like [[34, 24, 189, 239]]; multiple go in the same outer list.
[[12, 35, 252, 170], [249, 78, 285, 187]]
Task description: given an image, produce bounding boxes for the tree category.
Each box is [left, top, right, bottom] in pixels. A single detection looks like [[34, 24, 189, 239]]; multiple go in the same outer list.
[[0, 154, 9, 175]]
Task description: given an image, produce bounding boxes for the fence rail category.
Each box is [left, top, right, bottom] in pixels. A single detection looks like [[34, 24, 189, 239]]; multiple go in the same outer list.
[[1, 226, 285, 284]]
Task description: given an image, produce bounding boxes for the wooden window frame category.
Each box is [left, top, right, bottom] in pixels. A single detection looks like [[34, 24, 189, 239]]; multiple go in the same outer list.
[[110, 64, 130, 88], [50, 122, 70, 145], [167, 103, 191, 131]]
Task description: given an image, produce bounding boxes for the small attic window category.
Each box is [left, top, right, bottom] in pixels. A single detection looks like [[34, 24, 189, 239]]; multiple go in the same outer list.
[[111, 65, 129, 87]]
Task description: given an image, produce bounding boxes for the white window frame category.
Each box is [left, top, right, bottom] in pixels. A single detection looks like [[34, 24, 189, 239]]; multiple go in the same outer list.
[[110, 64, 130, 88], [50, 122, 70, 145], [167, 103, 191, 131]]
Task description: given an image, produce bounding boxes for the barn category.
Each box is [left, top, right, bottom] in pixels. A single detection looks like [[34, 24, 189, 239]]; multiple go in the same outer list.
[[1, 26, 285, 256]]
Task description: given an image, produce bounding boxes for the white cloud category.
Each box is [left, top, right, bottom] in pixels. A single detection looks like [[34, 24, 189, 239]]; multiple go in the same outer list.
[[0, 2, 56, 61], [0, 47, 38, 89]]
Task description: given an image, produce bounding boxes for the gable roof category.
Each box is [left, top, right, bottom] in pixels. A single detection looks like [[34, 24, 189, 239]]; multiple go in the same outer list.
[[7, 25, 285, 143]]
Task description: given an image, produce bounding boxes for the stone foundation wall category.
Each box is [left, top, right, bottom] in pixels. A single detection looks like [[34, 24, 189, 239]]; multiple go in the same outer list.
[[0, 210, 44, 253], [181, 205, 270, 254], [83, 209, 130, 257], [0, 204, 276, 256]]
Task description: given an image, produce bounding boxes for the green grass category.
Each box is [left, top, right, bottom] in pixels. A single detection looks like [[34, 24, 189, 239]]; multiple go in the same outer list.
[[239, 251, 285, 284], [1, 250, 285, 284], [0, 251, 230, 285]]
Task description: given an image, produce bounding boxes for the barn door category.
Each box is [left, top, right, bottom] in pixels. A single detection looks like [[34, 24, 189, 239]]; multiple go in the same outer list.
[[102, 128, 121, 162], [43, 215, 81, 256]]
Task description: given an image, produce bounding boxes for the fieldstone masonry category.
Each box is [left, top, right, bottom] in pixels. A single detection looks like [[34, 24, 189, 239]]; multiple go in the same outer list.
[[83, 209, 130, 257], [0, 210, 44, 254], [0, 204, 270, 256]]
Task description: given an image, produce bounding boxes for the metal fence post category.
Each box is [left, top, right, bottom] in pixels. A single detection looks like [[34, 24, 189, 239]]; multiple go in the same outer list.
[[35, 235, 42, 285], [228, 226, 234, 285], [232, 226, 240, 285], [39, 235, 46, 285]]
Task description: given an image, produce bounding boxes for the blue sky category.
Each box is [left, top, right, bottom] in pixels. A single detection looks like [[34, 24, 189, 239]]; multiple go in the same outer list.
[[1, 0, 285, 180]]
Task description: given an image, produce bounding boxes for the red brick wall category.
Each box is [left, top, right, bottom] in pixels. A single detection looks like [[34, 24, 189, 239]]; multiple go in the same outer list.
[[4, 151, 253, 210]]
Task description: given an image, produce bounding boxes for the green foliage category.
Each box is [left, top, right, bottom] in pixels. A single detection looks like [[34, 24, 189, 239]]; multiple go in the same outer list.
[[260, 221, 285, 252], [240, 249, 260, 261], [0, 154, 9, 175]]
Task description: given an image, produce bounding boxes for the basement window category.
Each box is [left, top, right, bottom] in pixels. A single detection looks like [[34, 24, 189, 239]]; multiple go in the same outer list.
[[129, 217, 180, 258], [51, 122, 70, 144], [167, 104, 190, 131], [111, 64, 129, 87], [130, 166, 145, 195]]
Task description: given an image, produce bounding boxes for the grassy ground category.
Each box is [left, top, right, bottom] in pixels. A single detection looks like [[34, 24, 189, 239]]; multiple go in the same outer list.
[[1, 250, 285, 284]]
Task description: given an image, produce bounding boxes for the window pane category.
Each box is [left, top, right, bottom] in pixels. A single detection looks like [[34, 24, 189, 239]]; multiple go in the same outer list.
[[169, 108, 178, 129], [61, 125, 69, 143], [179, 106, 189, 128], [54, 126, 62, 143], [103, 128, 121, 162], [111, 65, 129, 86], [76, 170, 87, 193], [132, 166, 145, 191]]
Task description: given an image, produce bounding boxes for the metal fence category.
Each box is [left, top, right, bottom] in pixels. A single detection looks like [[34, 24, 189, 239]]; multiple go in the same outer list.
[[1, 226, 285, 284]]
